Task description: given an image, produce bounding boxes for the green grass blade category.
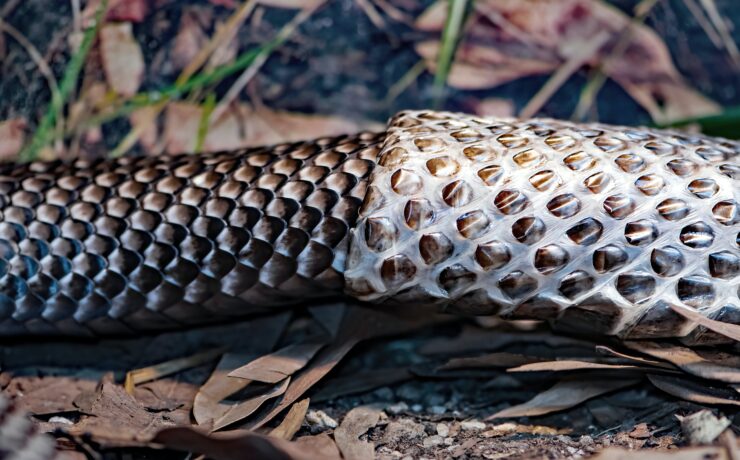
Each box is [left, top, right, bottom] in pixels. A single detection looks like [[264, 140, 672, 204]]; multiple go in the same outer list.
[[433, 0, 469, 106], [655, 107, 740, 139], [20, 0, 108, 161]]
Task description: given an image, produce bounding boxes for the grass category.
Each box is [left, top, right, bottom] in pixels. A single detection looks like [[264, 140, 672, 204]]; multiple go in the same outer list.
[[20, 0, 108, 161], [656, 107, 740, 139], [432, 0, 469, 107]]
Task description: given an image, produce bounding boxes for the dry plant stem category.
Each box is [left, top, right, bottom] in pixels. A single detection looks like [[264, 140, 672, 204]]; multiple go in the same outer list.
[[699, 0, 740, 68], [123, 347, 227, 394], [0, 20, 65, 154], [572, 0, 659, 121], [682, 0, 722, 48], [519, 30, 611, 119], [210, 4, 322, 123], [111, 1, 262, 157], [355, 0, 386, 29], [383, 59, 427, 106], [0, 21, 61, 107], [176, 0, 257, 86]]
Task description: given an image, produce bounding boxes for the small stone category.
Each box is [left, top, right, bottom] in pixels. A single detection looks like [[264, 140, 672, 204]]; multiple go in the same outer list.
[[461, 419, 486, 431], [429, 405, 446, 415], [396, 383, 422, 402], [436, 423, 450, 437], [386, 402, 408, 415], [629, 422, 651, 439], [678, 410, 731, 445], [373, 386, 395, 401], [48, 416, 73, 425], [423, 435, 444, 448], [411, 404, 423, 412], [305, 409, 337, 430], [383, 418, 426, 444], [444, 437, 455, 446]]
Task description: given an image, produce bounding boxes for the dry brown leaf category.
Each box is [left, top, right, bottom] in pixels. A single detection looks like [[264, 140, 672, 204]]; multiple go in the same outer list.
[[99, 23, 145, 97], [246, 337, 361, 431], [125, 347, 226, 394], [68, 381, 176, 444], [595, 345, 676, 370], [153, 426, 341, 460], [129, 106, 160, 153], [246, 304, 439, 430], [172, 8, 210, 72], [107, 0, 150, 22], [269, 398, 310, 441], [668, 303, 740, 343], [420, 326, 593, 355], [474, 98, 515, 118], [193, 314, 290, 426], [624, 342, 740, 384], [228, 342, 324, 383], [308, 303, 347, 339], [439, 353, 543, 371], [487, 377, 640, 419], [507, 360, 649, 373], [313, 368, 412, 402], [590, 446, 729, 460], [213, 378, 291, 431], [414, 0, 719, 121], [164, 103, 363, 154], [257, 0, 326, 9], [334, 405, 383, 460], [415, 40, 558, 90], [0, 118, 26, 161], [648, 374, 740, 407], [4, 375, 97, 416]]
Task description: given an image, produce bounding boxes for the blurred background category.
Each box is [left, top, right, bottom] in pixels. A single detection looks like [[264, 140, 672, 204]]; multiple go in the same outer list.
[[0, 0, 738, 162]]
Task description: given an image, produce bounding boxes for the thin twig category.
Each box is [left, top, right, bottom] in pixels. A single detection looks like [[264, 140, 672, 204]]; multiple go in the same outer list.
[[0, 21, 61, 104], [682, 0, 722, 48], [571, 0, 659, 121], [210, 4, 322, 122], [20, 0, 108, 161], [383, 59, 426, 106], [519, 31, 611, 119], [356, 0, 386, 29], [177, 0, 257, 86], [698, 0, 740, 69]]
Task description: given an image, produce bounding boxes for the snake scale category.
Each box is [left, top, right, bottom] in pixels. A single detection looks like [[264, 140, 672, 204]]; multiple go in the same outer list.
[[0, 110, 736, 345]]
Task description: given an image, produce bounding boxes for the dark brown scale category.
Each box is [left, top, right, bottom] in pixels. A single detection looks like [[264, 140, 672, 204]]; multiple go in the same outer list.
[[0, 133, 385, 336]]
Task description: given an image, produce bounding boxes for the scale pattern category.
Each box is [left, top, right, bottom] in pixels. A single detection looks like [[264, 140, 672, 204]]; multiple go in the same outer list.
[[345, 111, 740, 344], [0, 133, 382, 336]]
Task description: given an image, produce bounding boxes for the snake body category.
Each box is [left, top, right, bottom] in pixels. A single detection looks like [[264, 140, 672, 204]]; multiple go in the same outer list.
[[0, 111, 737, 344]]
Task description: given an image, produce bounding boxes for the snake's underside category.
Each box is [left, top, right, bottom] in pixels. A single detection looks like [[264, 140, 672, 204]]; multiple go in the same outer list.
[[0, 110, 737, 345]]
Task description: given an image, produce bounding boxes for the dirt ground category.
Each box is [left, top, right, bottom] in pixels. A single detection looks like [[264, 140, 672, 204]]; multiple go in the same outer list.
[[0, 0, 739, 459]]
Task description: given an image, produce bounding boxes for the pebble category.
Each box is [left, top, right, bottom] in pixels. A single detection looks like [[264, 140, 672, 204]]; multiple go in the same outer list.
[[411, 404, 423, 412], [436, 423, 449, 437], [461, 419, 486, 431], [396, 383, 422, 401], [386, 402, 408, 414], [373, 387, 395, 401], [429, 405, 446, 415], [423, 435, 444, 448], [382, 418, 426, 444], [305, 409, 338, 430]]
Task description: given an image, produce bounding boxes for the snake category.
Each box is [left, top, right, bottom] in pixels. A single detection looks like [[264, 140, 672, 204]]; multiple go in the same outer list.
[[0, 110, 736, 345]]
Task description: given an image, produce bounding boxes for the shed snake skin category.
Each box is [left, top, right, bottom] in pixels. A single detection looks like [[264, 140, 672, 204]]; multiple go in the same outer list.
[[0, 110, 737, 345]]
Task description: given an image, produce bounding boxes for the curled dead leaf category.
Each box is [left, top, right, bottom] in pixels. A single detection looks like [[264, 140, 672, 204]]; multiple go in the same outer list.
[[100, 22, 145, 97], [487, 377, 640, 420], [0, 118, 26, 161]]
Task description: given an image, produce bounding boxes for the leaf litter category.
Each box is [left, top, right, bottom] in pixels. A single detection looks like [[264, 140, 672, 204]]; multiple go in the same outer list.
[[2, 0, 740, 458]]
